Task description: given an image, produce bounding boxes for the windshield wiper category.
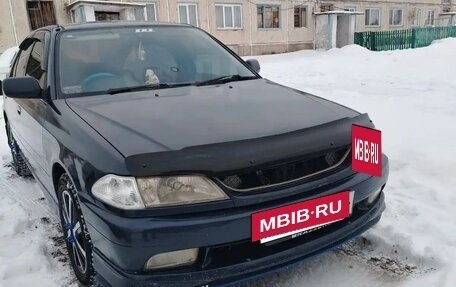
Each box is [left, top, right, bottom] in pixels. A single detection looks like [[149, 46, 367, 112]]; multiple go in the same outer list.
[[107, 83, 192, 95], [195, 75, 258, 86], [106, 75, 258, 94]]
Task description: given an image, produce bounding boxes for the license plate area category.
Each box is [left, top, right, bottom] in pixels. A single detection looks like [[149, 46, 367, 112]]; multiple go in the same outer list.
[[252, 191, 354, 244]]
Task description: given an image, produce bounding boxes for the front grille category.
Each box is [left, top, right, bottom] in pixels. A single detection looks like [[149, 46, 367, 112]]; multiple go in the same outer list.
[[216, 147, 351, 192]]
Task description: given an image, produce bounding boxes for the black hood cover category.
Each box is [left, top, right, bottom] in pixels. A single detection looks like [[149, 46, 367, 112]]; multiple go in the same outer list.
[[66, 79, 370, 175]]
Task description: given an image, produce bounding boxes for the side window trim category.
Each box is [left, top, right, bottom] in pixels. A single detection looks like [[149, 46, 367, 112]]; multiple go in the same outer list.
[[31, 30, 50, 72], [42, 32, 51, 72]]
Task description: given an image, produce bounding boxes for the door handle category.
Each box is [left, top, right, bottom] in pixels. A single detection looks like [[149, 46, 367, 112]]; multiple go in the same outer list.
[[17, 106, 21, 115]]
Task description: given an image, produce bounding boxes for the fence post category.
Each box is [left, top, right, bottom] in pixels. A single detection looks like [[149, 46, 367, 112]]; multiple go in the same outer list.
[[370, 32, 377, 51], [411, 28, 416, 49]]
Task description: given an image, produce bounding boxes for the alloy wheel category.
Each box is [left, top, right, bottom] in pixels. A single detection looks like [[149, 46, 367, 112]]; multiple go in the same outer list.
[[61, 189, 88, 274]]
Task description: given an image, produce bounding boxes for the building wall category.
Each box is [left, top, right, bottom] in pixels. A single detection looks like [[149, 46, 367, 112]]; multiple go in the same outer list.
[[0, 0, 71, 53], [0, 0, 455, 55], [60, 0, 316, 55], [329, 0, 454, 31], [54, 0, 73, 24], [0, 0, 31, 53], [151, 0, 315, 55]]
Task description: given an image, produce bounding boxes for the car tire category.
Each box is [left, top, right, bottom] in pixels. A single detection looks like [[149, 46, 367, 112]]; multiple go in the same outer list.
[[5, 121, 32, 177], [57, 173, 95, 286]]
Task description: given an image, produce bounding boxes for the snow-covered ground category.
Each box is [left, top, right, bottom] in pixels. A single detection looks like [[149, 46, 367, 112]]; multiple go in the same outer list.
[[1, 39, 455, 287]]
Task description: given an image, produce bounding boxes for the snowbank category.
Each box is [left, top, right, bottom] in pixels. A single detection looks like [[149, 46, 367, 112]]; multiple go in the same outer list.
[[243, 37, 456, 287], [0, 47, 18, 72], [0, 109, 76, 286]]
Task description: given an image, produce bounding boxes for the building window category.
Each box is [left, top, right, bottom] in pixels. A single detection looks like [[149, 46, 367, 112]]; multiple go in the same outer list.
[[365, 8, 381, 27], [257, 5, 280, 28], [147, 3, 157, 21], [389, 9, 403, 26], [320, 4, 334, 12], [178, 3, 198, 26], [294, 7, 307, 28], [134, 1, 157, 21], [425, 10, 435, 26], [26, 0, 57, 30], [215, 4, 242, 29], [95, 12, 120, 21], [411, 8, 421, 26]]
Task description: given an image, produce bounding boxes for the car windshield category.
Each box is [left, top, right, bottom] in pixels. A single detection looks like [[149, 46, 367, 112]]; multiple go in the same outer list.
[[57, 26, 257, 96]]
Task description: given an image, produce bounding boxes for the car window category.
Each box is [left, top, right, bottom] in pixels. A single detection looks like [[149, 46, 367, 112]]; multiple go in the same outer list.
[[13, 40, 34, 77], [57, 26, 257, 96], [26, 38, 46, 87]]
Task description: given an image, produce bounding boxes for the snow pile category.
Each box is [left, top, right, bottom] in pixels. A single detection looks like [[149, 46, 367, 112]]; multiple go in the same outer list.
[[242, 38, 456, 286], [0, 113, 76, 287], [0, 46, 18, 73], [0, 39, 455, 287]]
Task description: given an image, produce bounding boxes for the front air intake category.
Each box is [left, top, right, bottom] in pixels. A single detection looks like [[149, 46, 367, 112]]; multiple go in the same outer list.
[[217, 147, 351, 192]]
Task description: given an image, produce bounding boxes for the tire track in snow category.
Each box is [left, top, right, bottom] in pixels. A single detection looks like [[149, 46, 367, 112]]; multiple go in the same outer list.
[[0, 161, 77, 286], [239, 235, 437, 287], [337, 236, 437, 279], [0, 161, 56, 220], [0, 115, 77, 286]]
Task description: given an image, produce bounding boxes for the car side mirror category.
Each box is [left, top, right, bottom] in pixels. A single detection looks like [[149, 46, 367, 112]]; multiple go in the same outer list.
[[2, 77, 42, 99], [246, 59, 261, 73]]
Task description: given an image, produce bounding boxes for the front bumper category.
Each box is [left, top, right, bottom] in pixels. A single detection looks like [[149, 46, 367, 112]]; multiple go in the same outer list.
[[81, 157, 389, 287]]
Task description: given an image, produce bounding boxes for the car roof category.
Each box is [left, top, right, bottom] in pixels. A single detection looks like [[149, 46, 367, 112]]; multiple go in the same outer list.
[[43, 21, 192, 31]]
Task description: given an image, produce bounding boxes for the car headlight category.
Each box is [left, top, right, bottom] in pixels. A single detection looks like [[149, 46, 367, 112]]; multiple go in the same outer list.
[[136, 176, 229, 207], [91, 175, 145, 209], [92, 174, 228, 209]]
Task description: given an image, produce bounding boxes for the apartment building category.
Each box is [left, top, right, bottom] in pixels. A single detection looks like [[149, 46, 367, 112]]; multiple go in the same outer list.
[[1, 0, 455, 55]]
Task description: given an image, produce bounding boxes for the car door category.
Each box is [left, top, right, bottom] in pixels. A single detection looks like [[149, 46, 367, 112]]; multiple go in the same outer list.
[[4, 38, 34, 153], [5, 31, 49, 180]]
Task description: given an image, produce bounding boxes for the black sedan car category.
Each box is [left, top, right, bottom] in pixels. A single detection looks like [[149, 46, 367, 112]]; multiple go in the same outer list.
[[1, 22, 388, 287]]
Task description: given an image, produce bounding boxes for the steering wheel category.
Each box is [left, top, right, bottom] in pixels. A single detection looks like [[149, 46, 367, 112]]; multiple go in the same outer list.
[[81, 72, 117, 92]]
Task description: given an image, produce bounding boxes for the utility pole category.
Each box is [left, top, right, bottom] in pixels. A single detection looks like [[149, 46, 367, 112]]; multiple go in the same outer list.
[[7, 0, 19, 45]]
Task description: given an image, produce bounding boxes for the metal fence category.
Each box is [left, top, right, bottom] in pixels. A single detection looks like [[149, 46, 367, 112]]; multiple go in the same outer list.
[[354, 26, 456, 51]]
